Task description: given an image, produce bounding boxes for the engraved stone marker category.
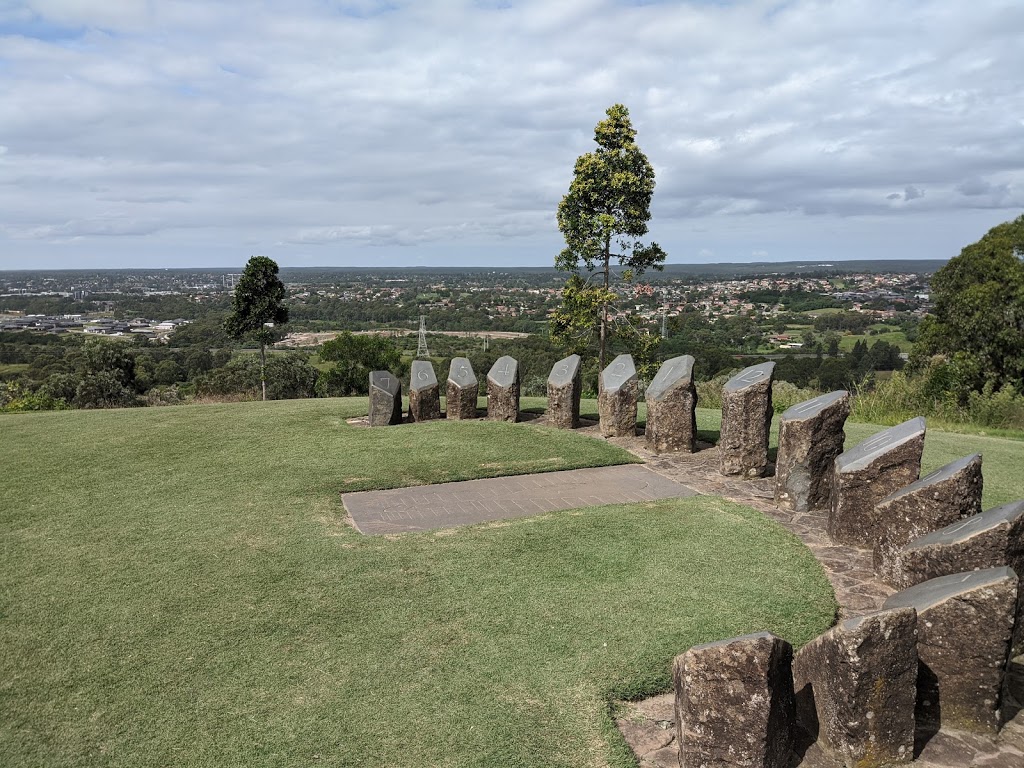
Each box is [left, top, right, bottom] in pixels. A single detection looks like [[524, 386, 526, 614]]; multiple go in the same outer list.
[[644, 355, 697, 453], [792, 608, 917, 768], [719, 361, 775, 477], [368, 370, 402, 426], [883, 567, 1019, 733], [598, 354, 638, 437], [827, 417, 926, 548], [774, 390, 850, 512], [873, 453, 983, 587], [674, 632, 795, 768], [546, 354, 582, 429], [446, 357, 478, 420], [486, 355, 520, 422], [407, 359, 441, 423], [897, 499, 1024, 654]]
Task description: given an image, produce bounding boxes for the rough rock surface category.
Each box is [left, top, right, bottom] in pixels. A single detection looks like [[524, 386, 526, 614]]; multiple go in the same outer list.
[[546, 354, 582, 429], [719, 361, 775, 478], [883, 567, 1019, 733], [368, 370, 402, 426], [446, 357, 478, 420], [873, 454, 984, 586], [827, 417, 926, 548], [674, 632, 795, 768], [774, 391, 850, 512], [486, 355, 520, 422], [792, 607, 918, 768], [598, 354, 638, 437], [644, 355, 697, 454], [408, 359, 441, 422]]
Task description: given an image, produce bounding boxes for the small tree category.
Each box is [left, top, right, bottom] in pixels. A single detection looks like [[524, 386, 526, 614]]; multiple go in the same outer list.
[[224, 256, 289, 401], [554, 103, 666, 371]]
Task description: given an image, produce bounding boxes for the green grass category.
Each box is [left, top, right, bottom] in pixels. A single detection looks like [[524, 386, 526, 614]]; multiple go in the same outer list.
[[0, 363, 30, 376], [0, 399, 837, 768], [838, 330, 912, 353]]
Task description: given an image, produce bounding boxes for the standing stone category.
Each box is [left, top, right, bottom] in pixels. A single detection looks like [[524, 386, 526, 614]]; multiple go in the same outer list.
[[873, 454, 983, 586], [774, 391, 850, 512], [792, 608, 918, 768], [546, 354, 582, 429], [719, 362, 775, 478], [446, 357, 478, 420], [368, 370, 402, 426], [883, 567, 1019, 733], [407, 359, 441, 423], [896, 500, 1024, 654], [674, 632, 795, 768], [644, 355, 698, 454], [827, 417, 926, 548], [598, 354, 638, 438], [486, 356, 520, 422]]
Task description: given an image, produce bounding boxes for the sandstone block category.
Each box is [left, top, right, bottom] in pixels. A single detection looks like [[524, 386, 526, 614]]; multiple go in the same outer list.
[[546, 354, 582, 429], [368, 370, 402, 426], [446, 357, 478, 420], [883, 567, 1019, 733], [598, 354, 637, 437], [486, 356, 520, 422], [408, 360, 441, 422], [827, 417, 926, 548], [644, 355, 697, 453], [873, 454, 983, 586], [674, 632, 795, 768], [774, 390, 850, 512], [719, 362, 775, 478], [792, 608, 918, 768]]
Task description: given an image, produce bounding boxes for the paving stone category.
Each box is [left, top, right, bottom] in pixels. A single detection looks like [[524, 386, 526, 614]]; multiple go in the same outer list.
[[408, 359, 441, 422], [487, 355, 520, 422], [884, 567, 1019, 733], [775, 391, 850, 512], [368, 369, 402, 426], [546, 354, 582, 429], [598, 354, 638, 437], [674, 632, 795, 768], [719, 361, 775, 478], [792, 607, 918, 767], [827, 417, 926, 548], [644, 355, 697, 454], [446, 357, 478, 420]]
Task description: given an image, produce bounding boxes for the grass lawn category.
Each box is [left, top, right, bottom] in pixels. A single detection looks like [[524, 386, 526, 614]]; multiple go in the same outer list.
[[838, 330, 913, 353], [1, 399, 836, 768]]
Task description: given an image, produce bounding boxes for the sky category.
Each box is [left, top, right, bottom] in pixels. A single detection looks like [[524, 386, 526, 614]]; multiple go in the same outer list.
[[1, 0, 1022, 270]]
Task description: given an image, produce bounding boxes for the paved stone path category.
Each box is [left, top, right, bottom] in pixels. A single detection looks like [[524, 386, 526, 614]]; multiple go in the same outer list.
[[342, 464, 697, 535]]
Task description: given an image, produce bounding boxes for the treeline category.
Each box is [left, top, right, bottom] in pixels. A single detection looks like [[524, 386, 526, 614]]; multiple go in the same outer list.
[[736, 288, 844, 312]]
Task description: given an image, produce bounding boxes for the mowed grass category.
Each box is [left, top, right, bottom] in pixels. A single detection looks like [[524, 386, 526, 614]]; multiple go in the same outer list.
[[1, 399, 836, 768]]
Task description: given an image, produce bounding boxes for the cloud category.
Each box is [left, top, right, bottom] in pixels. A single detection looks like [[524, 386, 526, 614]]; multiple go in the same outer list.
[[1, 0, 1023, 267]]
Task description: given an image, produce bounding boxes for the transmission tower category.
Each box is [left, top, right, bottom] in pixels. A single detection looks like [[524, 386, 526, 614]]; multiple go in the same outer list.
[[416, 315, 429, 358], [661, 305, 668, 338]]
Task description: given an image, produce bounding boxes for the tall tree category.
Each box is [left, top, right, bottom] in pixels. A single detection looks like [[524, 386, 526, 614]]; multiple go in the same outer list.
[[554, 104, 666, 371], [224, 256, 289, 401]]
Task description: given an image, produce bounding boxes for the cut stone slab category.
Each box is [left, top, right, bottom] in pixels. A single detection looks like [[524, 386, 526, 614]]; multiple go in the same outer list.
[[368, 370, 402, 426], [408, 359, 441, 423], [774, 390, 850, 512], [827, 417, 926, 548], [897, 499, 1024, 655], [792, 607, 918, 768], [873, 454, 983, 587], [719, 361, 775, 478], [598, 354, 638, 437], [674, 632, 795, 768], [486, 355, 520, 422], [644, 355, 697, 454], [546, 354, 582, 429], [883, 567, 1019, 733], [446, 357, 478, 420]]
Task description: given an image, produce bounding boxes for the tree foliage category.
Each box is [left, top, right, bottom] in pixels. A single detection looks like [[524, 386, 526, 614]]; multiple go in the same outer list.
[[224, 256, 289, 400], [914, 214, 1024, 397], [554, 104, 666, 369], [317, 332, 403, 397]]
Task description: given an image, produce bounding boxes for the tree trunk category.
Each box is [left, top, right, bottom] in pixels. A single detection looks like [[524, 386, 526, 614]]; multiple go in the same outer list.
[[260, 341, 267, 401], [600, 240, 610, 375]]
